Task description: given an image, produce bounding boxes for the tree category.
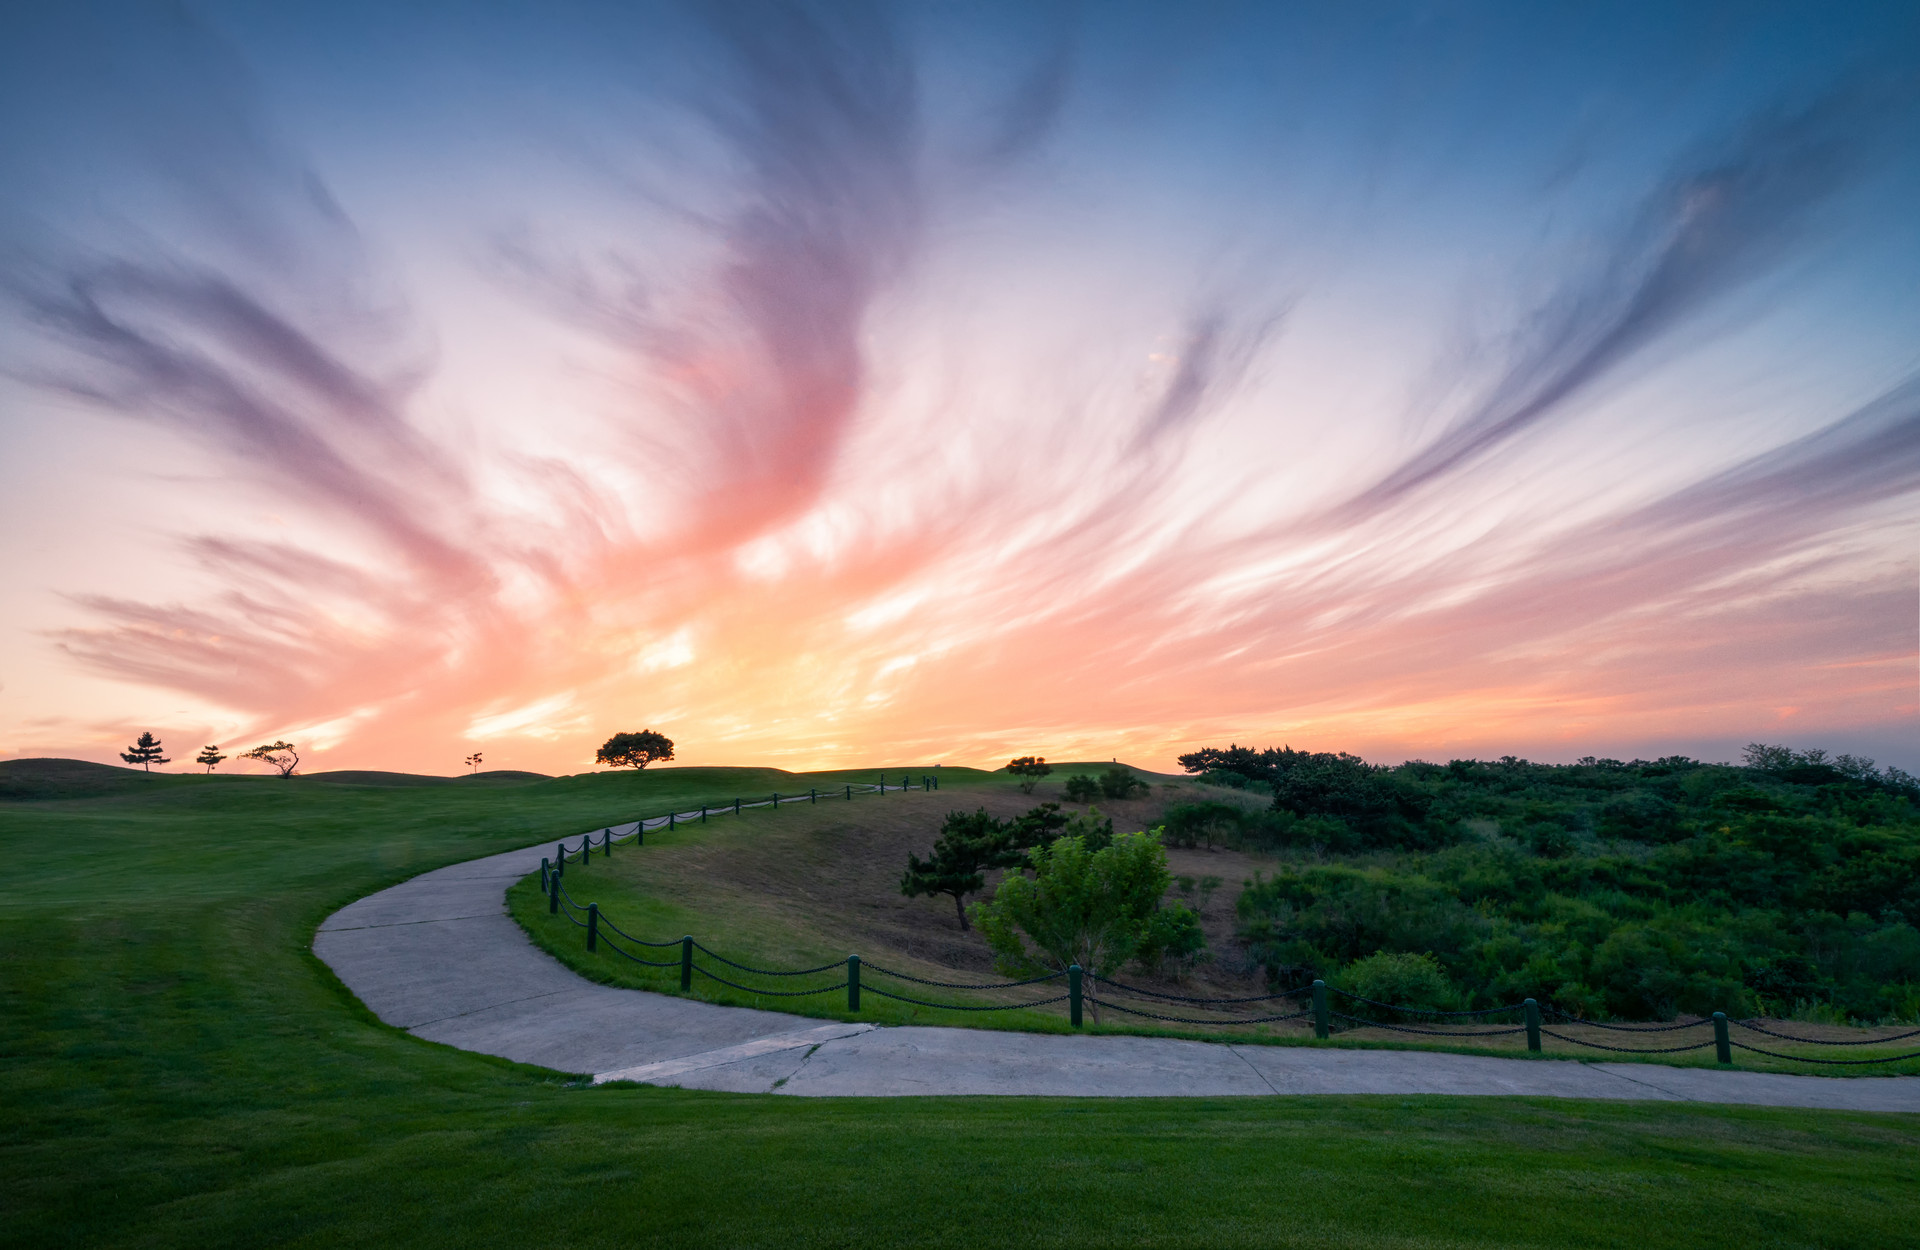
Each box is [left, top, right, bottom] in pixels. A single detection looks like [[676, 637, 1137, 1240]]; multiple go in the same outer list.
[[1003, 802, 1071, 857], [464, 752, 483, 774], [1008, 756, 1052, 795], [596, 730, 674, 770], [971, 826, 1203, 1017], [195, 745, 226, 774], [1098, 765, 1147, 800], [1062, 774, 1099, 803], [1161, 800, 1245, 850], [120, 732, 169, 772], [900, 808, 1009, 929], [241, 741, 300, 777]]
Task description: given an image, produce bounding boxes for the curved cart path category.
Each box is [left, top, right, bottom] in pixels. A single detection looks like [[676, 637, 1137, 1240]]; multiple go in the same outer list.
[[315, 831, 1920, 1110]]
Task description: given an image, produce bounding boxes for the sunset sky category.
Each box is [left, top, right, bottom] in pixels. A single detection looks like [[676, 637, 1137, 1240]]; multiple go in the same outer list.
[[2, 1, 1916, 777]]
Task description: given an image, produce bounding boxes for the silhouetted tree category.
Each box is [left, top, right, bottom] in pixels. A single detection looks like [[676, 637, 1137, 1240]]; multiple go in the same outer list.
[[1007, 756, 1052, 795], [241, 741, 300, 777], [597, 731, 674, 769], [195, 745, 225, 774], [465, 752, 483, 774], [121, 732, 169, 772]]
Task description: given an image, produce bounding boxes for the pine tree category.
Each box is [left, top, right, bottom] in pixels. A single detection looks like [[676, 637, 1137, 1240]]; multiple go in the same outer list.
[[120, 732, 170, 772], [900, 808, 1013, 930], [195, 745, 226, 774]]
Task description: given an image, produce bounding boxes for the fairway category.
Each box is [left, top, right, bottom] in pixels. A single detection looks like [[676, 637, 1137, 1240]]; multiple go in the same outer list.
[[5, 759, 1919, 1248]]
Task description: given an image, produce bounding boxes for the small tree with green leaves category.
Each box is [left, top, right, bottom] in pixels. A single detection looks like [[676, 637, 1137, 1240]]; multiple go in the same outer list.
[[241, 741, 300, 777], [900, 808, 1010, 929], [1008, 756, 1052, 795], [596, 730, 674, 769], [1062, 773, 1099, 803], [194, 745, 225, 774], [120, 732, 169, 772], [972, 826, 1203, 1018]]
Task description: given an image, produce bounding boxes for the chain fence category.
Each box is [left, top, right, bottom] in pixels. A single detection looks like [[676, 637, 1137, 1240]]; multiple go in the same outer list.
[[523, 782, 1920, 1070]]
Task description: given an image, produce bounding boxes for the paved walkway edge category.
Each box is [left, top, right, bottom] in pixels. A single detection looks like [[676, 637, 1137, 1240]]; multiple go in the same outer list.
[[314, 828, 1920, 1111]]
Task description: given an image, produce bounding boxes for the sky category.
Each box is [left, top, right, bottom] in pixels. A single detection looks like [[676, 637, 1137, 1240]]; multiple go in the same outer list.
[[1, 1, 1916, 778]]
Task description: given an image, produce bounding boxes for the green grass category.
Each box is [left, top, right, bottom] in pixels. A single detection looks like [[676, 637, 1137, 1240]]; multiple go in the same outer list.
[[3, 758, 1918, 1248]]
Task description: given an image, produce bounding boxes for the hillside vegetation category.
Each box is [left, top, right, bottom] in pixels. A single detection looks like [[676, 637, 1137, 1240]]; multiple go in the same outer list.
[[1170, 744, 1920, 1022]]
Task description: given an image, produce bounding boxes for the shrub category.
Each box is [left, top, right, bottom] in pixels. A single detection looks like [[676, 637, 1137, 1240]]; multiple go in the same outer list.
[[1162, 800, 1244, 850], [1339, 950, 1457, 1020], [1098, 766, 1148, 800], [973, 827, 1205, 1009], [1062, 774, 1099, 803]]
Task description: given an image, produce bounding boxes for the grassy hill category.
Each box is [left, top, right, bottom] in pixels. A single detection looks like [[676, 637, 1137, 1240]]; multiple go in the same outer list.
[[2, 757, 1917, 1247]]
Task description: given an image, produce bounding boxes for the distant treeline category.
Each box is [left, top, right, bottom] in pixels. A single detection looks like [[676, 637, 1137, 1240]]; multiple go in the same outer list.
[[1166, 744, 1920, 1023]]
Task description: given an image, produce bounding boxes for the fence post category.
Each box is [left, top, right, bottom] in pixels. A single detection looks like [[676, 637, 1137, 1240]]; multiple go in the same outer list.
[[555, 844, 565, 875], [773, 792, 780, 809], [810, 788, 817, 804], [1714, 1011, 1731, 1064], [701, 805, 707, 823], [734, 798, 741, 816], [1313, 979, 1329, 1039], [636, 819, 644, 846], [587, 903, 599, 952], [603, 831, 611, 858], [1525, 998, 1541, 1052], [1069, 964, 1084, 1027], [847, 954, 861, 1012], [540, 856, 550, 894], [549, 872, 559, 914], [680, 936, 693, 991], [845, 785, 851, 800]]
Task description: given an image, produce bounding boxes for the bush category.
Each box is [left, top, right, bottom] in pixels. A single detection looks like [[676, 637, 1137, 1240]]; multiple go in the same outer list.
[[1062, 774, 1099, 803], [1338, 951, 1458, 1020], [1098, 766, 1148, 800], [1161, 800, 1244, 849], [972, 828, 1203, 992]]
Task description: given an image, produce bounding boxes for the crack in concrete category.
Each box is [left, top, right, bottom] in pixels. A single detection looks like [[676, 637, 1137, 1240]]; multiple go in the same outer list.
[[405, 987, 579, 1031], [319, 913, 502, 933], [1226, 1045, 1282, 1095]]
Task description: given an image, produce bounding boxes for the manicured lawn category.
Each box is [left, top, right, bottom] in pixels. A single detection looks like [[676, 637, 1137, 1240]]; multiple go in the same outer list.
[[3, 759, 1917, 1248]]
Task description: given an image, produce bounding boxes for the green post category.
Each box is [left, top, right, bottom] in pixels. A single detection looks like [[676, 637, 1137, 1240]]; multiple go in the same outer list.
[[549, 871, 559, 914], [847, 954, 861, 1012], [587, 903, 598, 952], [1313, 979, 1329, 1039], [734, 798, 741, 816], [1714, 1012, 1731, 1064], [669, 810, 676, 829], [1069, 964, 1084, 1027], [810, 788, 817, 804], [540, 856, 550, 894], [680, 936, 693, 991], [636, 820, 644, 846], [701, 805, 707, 823], [1525, 998, 1541, 1052], [555, 844, 565, 875], [603, 831, 611, 858], [845, 785, 851, 800], [773, 792, 779, 809]]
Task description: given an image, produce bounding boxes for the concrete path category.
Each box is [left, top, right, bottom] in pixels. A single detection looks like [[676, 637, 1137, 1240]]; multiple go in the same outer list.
[[315, 827, 1920, 1111]]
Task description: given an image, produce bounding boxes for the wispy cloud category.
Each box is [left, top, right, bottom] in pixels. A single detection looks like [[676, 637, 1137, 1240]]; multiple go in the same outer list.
[[1336, 91, 1873, 521]]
